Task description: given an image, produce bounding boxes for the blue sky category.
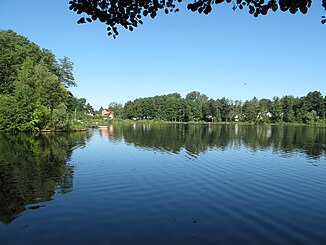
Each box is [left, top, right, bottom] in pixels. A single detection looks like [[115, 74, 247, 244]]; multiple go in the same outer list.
[[1, 0, 325, 109]]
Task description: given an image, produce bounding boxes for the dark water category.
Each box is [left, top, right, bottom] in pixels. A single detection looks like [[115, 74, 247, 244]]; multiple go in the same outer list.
[[0, 124, 326, 245]]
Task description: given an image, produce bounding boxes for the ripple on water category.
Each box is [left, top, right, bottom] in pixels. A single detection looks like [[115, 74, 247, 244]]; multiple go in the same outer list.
[[1, 126, 326, 245]]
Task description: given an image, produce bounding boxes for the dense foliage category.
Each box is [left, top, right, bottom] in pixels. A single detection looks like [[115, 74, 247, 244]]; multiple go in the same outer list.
[[121, 91, 326, 124], [0, 30, 91, 131], [69, 0, 326, 38]]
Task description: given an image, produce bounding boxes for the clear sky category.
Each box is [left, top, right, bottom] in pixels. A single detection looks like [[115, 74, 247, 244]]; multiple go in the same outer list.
[[0, 0, 325, 109]]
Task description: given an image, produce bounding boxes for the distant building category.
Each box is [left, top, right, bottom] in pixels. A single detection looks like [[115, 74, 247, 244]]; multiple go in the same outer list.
[[101, 109, 114, 119], [266, 112, 273, 118], [87, 109, 95, 116], [257, 111, 273, 120]]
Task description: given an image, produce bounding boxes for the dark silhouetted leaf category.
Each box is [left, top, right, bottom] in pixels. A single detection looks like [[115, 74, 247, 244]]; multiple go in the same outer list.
[[204, 5, 212, 14], [150, 12, 157, 18], [77, 17, 86, 24], [68, 0, 323, 38]]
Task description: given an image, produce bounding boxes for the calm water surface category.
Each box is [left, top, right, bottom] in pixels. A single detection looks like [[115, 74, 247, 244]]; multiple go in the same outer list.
[[0, 124, 326, 244]]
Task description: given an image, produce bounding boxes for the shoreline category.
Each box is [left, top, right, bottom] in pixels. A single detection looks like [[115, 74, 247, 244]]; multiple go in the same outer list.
[[104, 120, 326, 127], [1, 121, 326, 133]]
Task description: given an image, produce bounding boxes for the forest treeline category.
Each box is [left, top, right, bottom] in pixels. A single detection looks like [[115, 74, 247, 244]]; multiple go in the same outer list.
[[113, 90, 326, 124], [0, 30, 91, 131]]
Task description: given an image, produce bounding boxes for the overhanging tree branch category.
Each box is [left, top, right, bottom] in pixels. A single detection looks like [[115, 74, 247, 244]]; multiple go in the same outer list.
[[69, 0, 326, 38]]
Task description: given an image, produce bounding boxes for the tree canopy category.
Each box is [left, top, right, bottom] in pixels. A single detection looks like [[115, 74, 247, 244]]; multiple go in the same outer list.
[[0, 30, 76, 94], [120, 90, 326, 125], [0, 30, 91, 131], [69, 0, 326, 38]]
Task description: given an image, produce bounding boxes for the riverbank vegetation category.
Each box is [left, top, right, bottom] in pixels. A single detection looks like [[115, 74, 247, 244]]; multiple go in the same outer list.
[[0, 30, 92, 131]]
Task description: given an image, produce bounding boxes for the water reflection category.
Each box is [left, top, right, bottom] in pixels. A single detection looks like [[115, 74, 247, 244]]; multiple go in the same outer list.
[[0, 132, 90, 224], [1, 126, 325, 244], [1, 125, 325, 225], [104, 124, 326, 159]]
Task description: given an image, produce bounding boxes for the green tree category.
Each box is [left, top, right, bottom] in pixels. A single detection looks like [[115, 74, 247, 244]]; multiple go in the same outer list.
[[185, 91, 202, 121], [218, 97, 231, 122], [242, 100, 256, 122], [58, 56, 76, 88], [233, 100, 243, 122], [0, 30, 43, 94], [271, 96, 283, 123], [0, 30, 76, 94], [123, 101, 136, 119], [281, 96, 295, 122], [206, 99, 219, 122], [51, 103, 73, 130], [37, 67, 68, 113], [0, 30, 83, 131], [257, 98, 272, 123], [303, 91, 325, 118], [13, 60, 68, 130], [0, 95, 19, 130], [109, 102, 124, 118]]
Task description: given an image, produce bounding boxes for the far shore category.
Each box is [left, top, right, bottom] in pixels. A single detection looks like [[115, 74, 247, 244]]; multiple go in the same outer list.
[[89, 119, 326, 127], [1, 120, 325, 133]]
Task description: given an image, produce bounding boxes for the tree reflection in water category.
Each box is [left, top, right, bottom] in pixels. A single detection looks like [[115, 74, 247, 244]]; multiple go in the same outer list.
[[1, 125, 325, 224], [0, 132, 90, 224], [105, 124, 326, 159]]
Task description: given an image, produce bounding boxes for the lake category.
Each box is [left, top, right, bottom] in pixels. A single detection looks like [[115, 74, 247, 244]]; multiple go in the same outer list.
[[0, 124, 326, 244]]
